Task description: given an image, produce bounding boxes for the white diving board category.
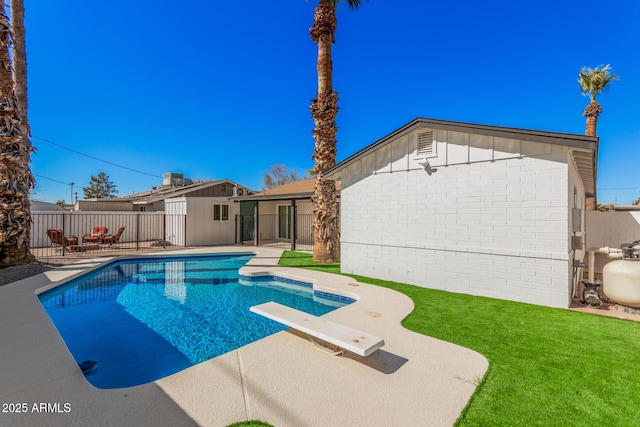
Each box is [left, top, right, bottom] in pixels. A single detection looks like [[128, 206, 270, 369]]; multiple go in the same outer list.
[[250, 302, 385, 357]]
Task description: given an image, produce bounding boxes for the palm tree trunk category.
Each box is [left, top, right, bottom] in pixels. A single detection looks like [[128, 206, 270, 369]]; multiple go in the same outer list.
[[583, 100, 601, 210], [585, 116, 597, 137], [11, 0, 28, 134], [0, 1, 34, 266], [10, 0, 35, 254], [310, 0, 340, 263], [583, 101, 601, 137]]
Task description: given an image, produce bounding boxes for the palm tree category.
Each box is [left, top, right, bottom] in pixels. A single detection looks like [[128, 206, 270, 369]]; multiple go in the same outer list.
[[11, 0, 28, 132], [578, 64, 619, 137], [0, 0, 34, 267], [309, 0, 367, 263]]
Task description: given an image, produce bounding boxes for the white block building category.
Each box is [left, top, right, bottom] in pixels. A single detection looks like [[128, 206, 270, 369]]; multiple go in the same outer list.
[[325, 118, 598, 308]]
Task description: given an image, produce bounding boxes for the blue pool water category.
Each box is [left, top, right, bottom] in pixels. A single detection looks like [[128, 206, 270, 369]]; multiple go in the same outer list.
[[38, 254, 353, 389]]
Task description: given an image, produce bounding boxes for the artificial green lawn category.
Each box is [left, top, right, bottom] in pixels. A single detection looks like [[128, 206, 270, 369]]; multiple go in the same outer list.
[[277, 251, 640, 426], [227, 422, 273, 427]]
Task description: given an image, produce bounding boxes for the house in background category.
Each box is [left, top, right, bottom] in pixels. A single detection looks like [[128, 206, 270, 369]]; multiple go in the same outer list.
[[30, 200, 67, 211], [42, 173, 254, 248], [74, 173, 252, 213], [129, 179, 250, 213], [325, 117, 597, 308], [152, 179, 253, 246], [234, 178, 341, 251], [74, 196, 140, 212]]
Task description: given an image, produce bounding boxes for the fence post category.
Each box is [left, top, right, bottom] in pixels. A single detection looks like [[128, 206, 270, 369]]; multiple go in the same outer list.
[[61, 213, 66, 256], [136, 214, 140, 251], [236, 214, 245, 245], [240, 215, 245, 244], [254, 204, 259, 246], [162, 213, 166, 245], [183, 214, 187, 247], [291, 200, 297, 252]]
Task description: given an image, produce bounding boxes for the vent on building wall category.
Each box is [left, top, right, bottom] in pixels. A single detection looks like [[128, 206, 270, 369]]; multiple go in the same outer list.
[[417, 130, 435, 157]]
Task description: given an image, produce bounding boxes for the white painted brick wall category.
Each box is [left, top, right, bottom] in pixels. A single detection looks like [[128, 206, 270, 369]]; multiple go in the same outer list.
[[341, 156, 572, 308]]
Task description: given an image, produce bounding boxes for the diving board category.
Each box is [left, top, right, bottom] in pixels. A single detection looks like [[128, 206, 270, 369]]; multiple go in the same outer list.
[[250, 302, 385, 357]]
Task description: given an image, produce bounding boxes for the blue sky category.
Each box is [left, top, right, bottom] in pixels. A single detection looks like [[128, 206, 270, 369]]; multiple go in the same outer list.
[[24, 0, 640, 205]]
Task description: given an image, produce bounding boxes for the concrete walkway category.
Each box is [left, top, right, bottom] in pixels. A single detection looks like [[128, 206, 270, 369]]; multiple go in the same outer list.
[[0, 247, 488, 427]]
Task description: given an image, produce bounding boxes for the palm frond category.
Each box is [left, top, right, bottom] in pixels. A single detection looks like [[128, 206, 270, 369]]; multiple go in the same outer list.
[[578, 64, 620, 101], [328, 0, 369, 11], [346, 0, 368, 9]]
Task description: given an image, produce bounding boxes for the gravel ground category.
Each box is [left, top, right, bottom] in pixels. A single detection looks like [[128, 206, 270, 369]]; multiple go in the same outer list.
[[0, 259, 75, 287]]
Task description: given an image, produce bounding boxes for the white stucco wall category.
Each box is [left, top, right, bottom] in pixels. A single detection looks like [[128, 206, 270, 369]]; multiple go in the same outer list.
[[586, 211, 640, 249], [164, 197, 237, 246], [338, 128, 576, 308], [185, 197, 237, 246], [584, 210, 640, 278]]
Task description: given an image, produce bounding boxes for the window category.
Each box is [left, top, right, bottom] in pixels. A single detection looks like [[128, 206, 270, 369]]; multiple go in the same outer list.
[[213, 203, 229, 221]]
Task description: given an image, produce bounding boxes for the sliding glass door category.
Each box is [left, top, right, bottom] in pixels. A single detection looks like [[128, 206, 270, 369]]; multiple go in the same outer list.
[[277, 205, 291, 240]]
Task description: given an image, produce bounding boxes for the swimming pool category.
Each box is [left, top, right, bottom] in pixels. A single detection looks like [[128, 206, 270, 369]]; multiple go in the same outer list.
[[38, 254, 353, 389]]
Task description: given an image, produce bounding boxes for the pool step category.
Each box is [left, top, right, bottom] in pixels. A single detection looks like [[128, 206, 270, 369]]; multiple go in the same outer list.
[[132, 269, 239, 285]]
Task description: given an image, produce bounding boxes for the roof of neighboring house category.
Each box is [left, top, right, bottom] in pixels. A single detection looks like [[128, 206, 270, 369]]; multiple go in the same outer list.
[[30, 200, 67, 211], [130, 179, 241, 205], [324, 117, 599, 196], [80, 179, 252, 205], [235, 178, 341, 202]]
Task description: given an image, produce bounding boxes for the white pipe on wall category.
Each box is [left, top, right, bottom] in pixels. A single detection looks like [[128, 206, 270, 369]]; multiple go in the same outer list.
[[588, 247, 624, 283]]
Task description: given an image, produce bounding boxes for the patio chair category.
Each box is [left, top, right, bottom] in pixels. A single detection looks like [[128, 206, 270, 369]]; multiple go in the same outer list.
[[101, 226, 125, 246], [82, 226, 108, 243], [46, 228, 78, 248]]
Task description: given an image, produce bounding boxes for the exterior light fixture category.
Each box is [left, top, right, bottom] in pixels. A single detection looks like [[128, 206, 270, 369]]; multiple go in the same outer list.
[[419, 160, 433, 175]]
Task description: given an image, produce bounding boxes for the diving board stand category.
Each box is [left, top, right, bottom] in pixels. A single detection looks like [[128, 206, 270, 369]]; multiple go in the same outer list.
[[250, 302, 385, 357]]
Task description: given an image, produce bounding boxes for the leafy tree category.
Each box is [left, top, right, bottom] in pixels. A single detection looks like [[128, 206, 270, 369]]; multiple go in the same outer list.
[[83, 172, 118, 199], [263, 164, 300, 190], [596, 203, 614, 212], [55, 200, 66, 208], [578, 64, 619, 137], [309, 0, 367, 263], [633, 198, 640, 206], [0, 2, 34, 266]]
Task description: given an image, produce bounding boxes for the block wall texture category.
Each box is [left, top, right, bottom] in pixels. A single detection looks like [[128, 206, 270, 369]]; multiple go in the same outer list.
[[340, 156, 572, 307], [586, 211, 640, 249]]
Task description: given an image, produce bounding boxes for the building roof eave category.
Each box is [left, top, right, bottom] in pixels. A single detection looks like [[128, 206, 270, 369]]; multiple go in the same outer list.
[[571, 148, 597, 198], [325, 117, 598, 180], [234, 192, 315, 202]]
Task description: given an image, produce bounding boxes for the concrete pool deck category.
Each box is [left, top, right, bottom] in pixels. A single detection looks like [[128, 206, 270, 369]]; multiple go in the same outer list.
[[0, 247, 488, 427]]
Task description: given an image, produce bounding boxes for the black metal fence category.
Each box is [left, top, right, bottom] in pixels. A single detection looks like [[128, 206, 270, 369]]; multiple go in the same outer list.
[[31, 212, 186, 257], [236, 213, 314, 252], [32, 210, 317, 257]]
